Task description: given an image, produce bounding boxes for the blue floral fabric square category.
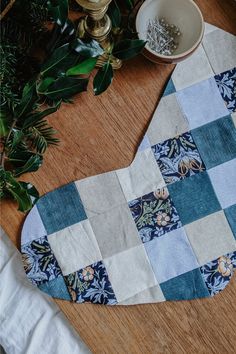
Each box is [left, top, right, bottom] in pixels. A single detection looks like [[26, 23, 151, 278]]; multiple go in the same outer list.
[[215, 67, 236, 113], [200, 252, 236, 296], [22, 236, 62, 285], [151, 132, 206, 185], [64, 261, 117, 305], [128, 188, 182, 243]]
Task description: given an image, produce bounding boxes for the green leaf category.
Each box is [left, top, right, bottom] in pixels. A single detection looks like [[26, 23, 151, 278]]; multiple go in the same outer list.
[[0, 105, 11, 137], [124, 0, 134, 10], [113, 39, 146, 60], [14, 154, 43, 177], [37, 77, 55, 93], [66, 57, 97, 76], [19, 182, 39, 206], [93, 62, 113, 96], [4, 171, 32, 212], [72, 39, 104, 58], [41, 44, 79, 78], [44, 76, 88, 100], [23, 101, 61, 129], [46, 20, 76, 54], [12, 130, 24, 149], [47, 0, 68, 27], [25, 120, 59, 153], [14, 80, 37, 119], [108, 1, 121, 28]]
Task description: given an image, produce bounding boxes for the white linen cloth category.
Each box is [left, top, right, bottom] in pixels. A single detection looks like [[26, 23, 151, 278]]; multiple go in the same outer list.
[[0, 227, 91, 354]]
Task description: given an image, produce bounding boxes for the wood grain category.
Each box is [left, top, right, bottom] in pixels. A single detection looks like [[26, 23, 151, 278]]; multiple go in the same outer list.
[[1, 1, 236, 353]]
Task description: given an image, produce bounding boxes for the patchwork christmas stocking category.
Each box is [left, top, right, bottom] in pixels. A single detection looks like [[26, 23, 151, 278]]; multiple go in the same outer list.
[[21, 24, 236, 305]]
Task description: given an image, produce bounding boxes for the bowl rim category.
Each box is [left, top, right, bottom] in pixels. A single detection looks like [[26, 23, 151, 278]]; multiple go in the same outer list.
[[135, 0, 205, 60]]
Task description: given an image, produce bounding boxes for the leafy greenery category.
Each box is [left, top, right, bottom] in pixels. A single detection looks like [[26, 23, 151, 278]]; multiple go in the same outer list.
[[0, 0, 145, 212]]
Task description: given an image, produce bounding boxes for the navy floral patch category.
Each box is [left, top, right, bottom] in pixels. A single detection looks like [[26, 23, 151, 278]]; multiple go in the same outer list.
[[22, 236, 62, 285], [128, 188, 182, 243], [215, 68, 236, 113], [64, 261, 117, 305], [200, 251, 236, 296], [151, 132, 206, 185]]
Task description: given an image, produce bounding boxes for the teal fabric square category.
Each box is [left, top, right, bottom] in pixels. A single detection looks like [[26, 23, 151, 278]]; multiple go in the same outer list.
[[224, 204, 236, 239], [160, 268, 210, 300], [191, 115, 236, 169], [168, 172, 221, 225], [38, 276, 71, 300], [163, 78, 176, 96], [37, 182, 87, 234]]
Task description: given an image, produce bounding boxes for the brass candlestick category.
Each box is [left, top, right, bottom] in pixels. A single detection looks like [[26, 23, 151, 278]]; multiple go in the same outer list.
[[76, 0, 122, 69]]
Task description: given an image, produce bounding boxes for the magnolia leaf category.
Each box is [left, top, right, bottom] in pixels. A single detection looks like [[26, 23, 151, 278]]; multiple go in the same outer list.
[[108, 1, 121, 28], [0, 106, 11, 137], [19, 182, 39, 206], [14, 80, 37, 119], [12, 130, 24, 149], [72, 39, 104, 58], [47, 0, 68, 27], [93, 62, 113, 96], [23, 101, 61, 129], [14, 154, 43, 177], [66, 57, 97, 76], [113, 39, 146, 60], [4, 171, 32, 212], [46, 20, 76, 54], [44, 76, 89, 100], [37, 77, 55, 93], [40, 44, 79, 78]]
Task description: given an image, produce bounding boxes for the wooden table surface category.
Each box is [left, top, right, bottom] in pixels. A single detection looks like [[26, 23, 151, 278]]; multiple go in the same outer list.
[[1, 0, 236, 353]]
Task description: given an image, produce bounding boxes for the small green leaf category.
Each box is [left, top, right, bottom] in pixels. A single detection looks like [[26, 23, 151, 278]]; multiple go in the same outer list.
[[113, 39, 146, 60], [0, 105, 11, 137], [14, 80, 37, 119], [44, 76, 89, 100], [37, 77, 55, 93], [108, 1, 121, 28], [5, 171, 32, 212], [12, 130, 24, 149], [72, 39, 104, 58], [19, 182, 39, 206], [66, 57, 97, 76], [47, 0, 68, 27], [14, 155, 43, 177], [93, 62, 113, 96], [124, 0, 134, 10], [23, 101, 61, 129]]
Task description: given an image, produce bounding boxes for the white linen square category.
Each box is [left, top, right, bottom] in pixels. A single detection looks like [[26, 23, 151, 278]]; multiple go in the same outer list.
[[176, 77, 229, 129], [48, 220, 102, 276], [172, 45, 214, 91], [208, 159, 236, 209], [146, 94, 189, 146], [104, 245, 157, 302], [203, 29, 236, 74], [185, 211, 236, 266], [116, 148, 165, 202], [75, 171, 126, 218]]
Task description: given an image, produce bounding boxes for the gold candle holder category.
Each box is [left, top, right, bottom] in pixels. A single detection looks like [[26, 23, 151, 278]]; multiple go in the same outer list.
[[76, 0, 122, 69]]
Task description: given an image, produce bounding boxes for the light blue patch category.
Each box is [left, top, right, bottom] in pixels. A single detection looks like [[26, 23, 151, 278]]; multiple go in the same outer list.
[[163, 78, 176, 96], [224, 204, 236, 239], [160, 268, 210, 300], [37, 182, 87, 235], [38, 276, 71, 300], [168, 171, 221, 225], [191, 115, 236, 169]]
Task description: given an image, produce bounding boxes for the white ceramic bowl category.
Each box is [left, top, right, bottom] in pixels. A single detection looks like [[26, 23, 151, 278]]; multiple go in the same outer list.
[[136, 0, 204, 64]]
